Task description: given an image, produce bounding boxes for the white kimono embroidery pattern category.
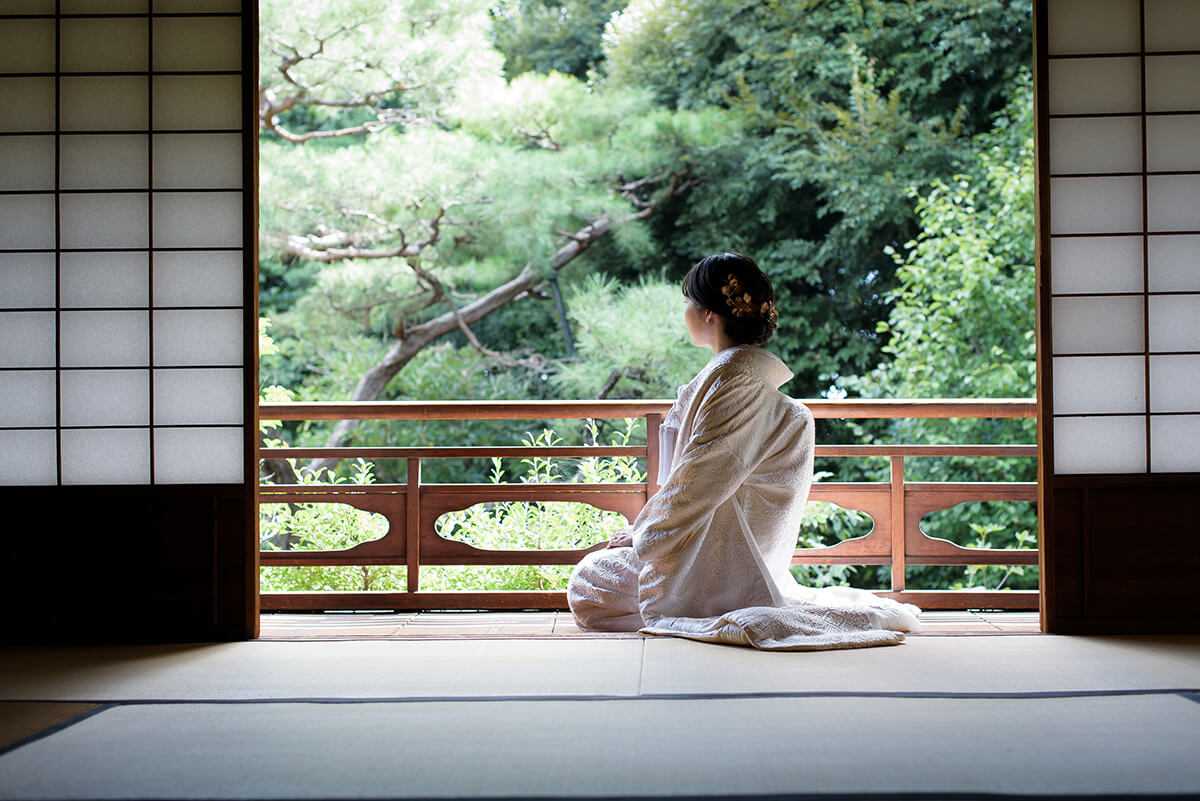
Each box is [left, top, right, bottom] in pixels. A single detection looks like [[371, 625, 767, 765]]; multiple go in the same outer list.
[[567, 345, 919, 650]]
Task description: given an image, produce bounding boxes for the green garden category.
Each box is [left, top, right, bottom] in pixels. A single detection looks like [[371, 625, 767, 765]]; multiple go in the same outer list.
[[257, 0, 1036, 595]]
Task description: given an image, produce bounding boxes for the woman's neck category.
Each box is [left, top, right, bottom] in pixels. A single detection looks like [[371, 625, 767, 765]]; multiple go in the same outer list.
[[711, 334, 740, 355]]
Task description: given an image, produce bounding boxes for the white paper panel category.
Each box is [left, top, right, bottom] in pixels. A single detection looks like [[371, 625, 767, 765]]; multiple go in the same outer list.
[[1052, 296, 1144, 354], [0, 253, 56, 309], [1048, 117, 1141, 175], [153, 192, 243, 248], [0, 430, 57, 486], [1147, 175, 1200, 232], [1047, 0, 1140, 54], [61, 428, 150, 485], [1146, 56, 1200, 113], [1147, 116, 1200, 173], [59, 135, 148, 190], [0, 370, 56, 427], [154, 368, 242, 425], [0, 19, 55, 73], [1150, 415, 1200, 472], [1145, 0, 1200, 51], [1050, 177, 1143, 235], [0, 78, 54, 133], [1051, 236, 1144, 294], [1048, 58, 1141, 115], [1053, 415, 1147, 474], [59, 193, 149, 250], [60, 18, 148, 73], [60, 77, 148, 131], [0, 312, 55, 368], [1052, 356, 1145, 414], [1149, 355, 1200, 413], [153, 309, 242, 366], [152, 76, 241, 131], [60, 369, 149, 426], [60, 310, 148, 367], [60, 252, 149, 308], [1148, 295, 1200, 352], [152, 134, 241, 189], [153, 0, 241, 11], [154, 426, 243, 483], [152, 17, 241, 72], [0, 136, 55, 191], [153, 250, 242, 307], [1148, 235, 1200, 291], [0, 194, 54, 249], [61, 0, 147, 11]]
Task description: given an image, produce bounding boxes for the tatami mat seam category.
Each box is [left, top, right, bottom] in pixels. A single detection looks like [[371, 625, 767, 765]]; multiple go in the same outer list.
[[2, 792, 1198, 801], [0, 702, 114, 759], [9, 688, 1200, 705]]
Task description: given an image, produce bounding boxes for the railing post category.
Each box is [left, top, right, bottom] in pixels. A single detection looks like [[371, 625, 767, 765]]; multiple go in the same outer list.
[[646, 412, 662, 500], [406, 457, 420, 594], [890, 455, 906, 593]]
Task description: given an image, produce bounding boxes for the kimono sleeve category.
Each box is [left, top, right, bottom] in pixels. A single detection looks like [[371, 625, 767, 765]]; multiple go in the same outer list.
[[632, 373, 763, 563]]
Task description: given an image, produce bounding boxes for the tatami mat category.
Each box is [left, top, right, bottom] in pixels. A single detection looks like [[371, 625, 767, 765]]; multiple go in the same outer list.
[[2, 616, 1198, 800], [0, 639, 646, 701], [639, 634, 1200, 695], [2, 694, 1199, 799], [0, 702, 100, 753], [3, 635, 1197, 702]]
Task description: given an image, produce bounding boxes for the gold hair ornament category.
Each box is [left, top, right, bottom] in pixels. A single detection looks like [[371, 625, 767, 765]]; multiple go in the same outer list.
[[722, 274, 777, 324]]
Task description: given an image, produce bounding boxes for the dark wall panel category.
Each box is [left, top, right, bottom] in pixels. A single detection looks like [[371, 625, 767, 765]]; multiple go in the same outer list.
[[0, 486, 255, 643], [1046, 477, 1200, 633]]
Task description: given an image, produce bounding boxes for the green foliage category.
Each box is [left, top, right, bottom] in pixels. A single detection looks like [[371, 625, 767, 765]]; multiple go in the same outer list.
[[260, 69, 733, 412], [846, 75, 1035, 423], [600, 0, 1032, 392], [553, 273, 711, 399], [260, 0, 502, 134], [269, 342, 548, 484], [838, 77, 1037, 590], [490, 0, 626, 80]]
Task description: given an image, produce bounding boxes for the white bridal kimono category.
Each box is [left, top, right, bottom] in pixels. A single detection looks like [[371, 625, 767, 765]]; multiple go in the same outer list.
[[568, 345, 920, 650]]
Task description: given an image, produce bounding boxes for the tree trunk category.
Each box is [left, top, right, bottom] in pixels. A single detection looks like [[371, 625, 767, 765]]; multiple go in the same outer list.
[[301, 201, 679, 478]]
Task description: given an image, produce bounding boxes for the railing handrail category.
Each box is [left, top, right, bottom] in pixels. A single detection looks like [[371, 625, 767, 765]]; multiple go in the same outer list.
[[260, 397, 1037, 421], [259, 444, 1038, 460]]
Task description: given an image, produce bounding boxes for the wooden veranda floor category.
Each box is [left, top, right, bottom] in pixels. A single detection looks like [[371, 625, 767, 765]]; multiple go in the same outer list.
[[258, 610, 1042, 639]]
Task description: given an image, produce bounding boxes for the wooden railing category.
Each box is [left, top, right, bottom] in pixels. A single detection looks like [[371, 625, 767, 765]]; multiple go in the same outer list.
[[258, 399, 1038, 612]]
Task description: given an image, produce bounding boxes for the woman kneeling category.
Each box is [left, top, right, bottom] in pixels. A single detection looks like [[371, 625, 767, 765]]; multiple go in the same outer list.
[[567, 252, 920, 651]]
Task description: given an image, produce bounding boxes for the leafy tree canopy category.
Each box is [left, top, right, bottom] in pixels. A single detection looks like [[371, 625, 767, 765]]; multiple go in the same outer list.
[[600, 0, 1031, 393], [490, 0, 626, 80]]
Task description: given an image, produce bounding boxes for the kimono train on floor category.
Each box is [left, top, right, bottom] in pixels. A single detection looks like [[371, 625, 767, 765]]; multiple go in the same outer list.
[[568, 345, 920, 651]]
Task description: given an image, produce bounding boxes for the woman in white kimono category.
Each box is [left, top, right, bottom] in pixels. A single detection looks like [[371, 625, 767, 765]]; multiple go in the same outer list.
[[568, 252, 921, 650]]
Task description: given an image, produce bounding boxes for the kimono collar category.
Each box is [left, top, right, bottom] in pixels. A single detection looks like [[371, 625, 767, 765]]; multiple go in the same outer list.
[[705, 345, 794, 389]]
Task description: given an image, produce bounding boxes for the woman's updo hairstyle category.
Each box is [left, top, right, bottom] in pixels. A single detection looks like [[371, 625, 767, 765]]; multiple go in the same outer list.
[[682, 252, 778, 346]]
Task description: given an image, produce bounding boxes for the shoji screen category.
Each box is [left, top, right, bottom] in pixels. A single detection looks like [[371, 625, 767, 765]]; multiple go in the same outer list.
[[0, 0, 249, 484], [0, 0, 256, 642], [1039, 0, 1200, 633], [1045, 0, 1200, 474]]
